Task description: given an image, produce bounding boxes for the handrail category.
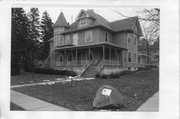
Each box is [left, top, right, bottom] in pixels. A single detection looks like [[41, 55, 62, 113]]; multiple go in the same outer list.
[[96, 59, 104, 72], [41, 50, 54, 68]]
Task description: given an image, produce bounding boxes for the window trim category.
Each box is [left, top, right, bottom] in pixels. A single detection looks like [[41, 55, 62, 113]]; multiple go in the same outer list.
[[134, 53, 137, 63], [128, 52, 132, 63], [65, 35, 70, 45], [85, 30, 93, 42], [80, 18, 87, 27]]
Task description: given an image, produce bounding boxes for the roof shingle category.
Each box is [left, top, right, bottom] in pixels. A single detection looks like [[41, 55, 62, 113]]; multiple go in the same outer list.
[[54, 12, 69, 27]]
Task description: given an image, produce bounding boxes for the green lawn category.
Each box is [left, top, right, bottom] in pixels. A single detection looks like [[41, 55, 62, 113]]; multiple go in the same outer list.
[[10, 103, 25, 111], [11, 72, 64, 85], [13, 69, 159, 111]]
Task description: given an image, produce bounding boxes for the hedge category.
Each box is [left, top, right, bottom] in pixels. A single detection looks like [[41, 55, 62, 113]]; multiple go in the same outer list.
[[33, 68, 77, 76]]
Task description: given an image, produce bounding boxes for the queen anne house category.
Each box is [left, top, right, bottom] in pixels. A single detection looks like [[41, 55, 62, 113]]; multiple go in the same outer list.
[[45, 9, 143, 77]]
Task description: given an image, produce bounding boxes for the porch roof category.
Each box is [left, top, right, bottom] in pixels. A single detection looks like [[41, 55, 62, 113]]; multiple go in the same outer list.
[[54, 42, 127, 51]]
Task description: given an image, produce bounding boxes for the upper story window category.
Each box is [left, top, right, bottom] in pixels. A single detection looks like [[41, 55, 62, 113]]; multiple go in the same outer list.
[[73, 33, 78, 45], [134, 35, 137, 45], [80, 18, 87, 27], [128, 37, 131, 43], [85, 30, 92, 42], [59, 36, 64, 45], [54, 35, 64, 47], [65, 35, 70, 45], [54, 27, 64, 33]]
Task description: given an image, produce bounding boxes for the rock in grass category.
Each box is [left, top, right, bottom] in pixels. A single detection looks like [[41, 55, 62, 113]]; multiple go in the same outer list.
[[92, 85, 124, 109]]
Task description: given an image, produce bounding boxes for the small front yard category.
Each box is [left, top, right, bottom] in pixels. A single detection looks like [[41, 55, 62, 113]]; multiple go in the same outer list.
[[12, 69, 159, 111], [11, 72, 64, 85]]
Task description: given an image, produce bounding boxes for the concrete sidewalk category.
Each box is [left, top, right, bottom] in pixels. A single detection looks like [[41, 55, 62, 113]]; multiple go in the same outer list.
[[11, 90, 71, 111], [137, 92, 159, 111]]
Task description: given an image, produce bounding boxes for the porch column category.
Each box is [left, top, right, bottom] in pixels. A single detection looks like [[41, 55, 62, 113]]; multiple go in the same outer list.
[[76, 49, 77, 61], [71, 49, 73, 63], [103, 45, 105, 60], [76, 49, 78, 66], [88, 47, 90, 64], [115, 48, 117, 60], [64, 50, 66, 66], [110, 47, 111, 60]]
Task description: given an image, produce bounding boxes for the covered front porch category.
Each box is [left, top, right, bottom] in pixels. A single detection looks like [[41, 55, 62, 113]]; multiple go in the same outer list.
[[53, 44, 126, 68]]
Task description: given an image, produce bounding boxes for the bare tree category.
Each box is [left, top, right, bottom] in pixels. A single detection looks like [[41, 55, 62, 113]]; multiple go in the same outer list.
[[137, 8, 160, 64], [138, 8, 160, 42]]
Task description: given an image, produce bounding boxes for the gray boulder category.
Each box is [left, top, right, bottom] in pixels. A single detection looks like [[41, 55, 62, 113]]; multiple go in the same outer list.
[[92, 85, 124, 109]]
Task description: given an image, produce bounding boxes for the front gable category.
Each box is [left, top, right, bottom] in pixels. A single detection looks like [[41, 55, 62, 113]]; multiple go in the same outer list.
[[133, 19, 143, 36], [76, 10, 90, 20]]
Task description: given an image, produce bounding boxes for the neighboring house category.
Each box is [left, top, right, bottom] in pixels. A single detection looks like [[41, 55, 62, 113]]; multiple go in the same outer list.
[[46, 9, 143, 76], [149, 39, 159, 66], [138, 38, 148, 67]]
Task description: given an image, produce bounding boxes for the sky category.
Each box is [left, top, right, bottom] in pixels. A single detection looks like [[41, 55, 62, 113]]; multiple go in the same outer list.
[[24, 7, 142, 24]]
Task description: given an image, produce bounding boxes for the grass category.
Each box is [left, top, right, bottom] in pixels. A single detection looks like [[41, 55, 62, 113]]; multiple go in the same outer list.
[[10, 103, 25, 111], [12, 69, 159, 111], [11, 72, 65, 86]]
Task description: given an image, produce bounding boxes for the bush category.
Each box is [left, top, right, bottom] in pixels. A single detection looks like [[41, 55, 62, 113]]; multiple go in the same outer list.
[[109, 73, 120, 78], [95, 73, 101, 78], [33, 68, 77, 76], [101, 74, 108, 79]]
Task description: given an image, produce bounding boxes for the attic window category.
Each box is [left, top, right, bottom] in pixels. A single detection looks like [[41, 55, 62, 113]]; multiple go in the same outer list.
[[80, 18, 87, 27]]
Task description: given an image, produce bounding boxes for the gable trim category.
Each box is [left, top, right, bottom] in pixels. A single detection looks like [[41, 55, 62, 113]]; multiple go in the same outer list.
[[75, 9, 90, 21]]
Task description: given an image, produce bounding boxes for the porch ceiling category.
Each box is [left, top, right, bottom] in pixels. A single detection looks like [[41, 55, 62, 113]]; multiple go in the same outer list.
[[54, 42, 127, 51]]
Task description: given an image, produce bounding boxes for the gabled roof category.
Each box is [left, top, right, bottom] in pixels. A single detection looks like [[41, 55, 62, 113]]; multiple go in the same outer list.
[[110, 16, 137, 31], [86, 10, 112, 29], [60, 9, 143, 36], [54, 12, 69, 27]]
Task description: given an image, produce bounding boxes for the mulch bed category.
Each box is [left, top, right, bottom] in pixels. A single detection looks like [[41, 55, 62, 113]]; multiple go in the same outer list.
[[10, 103, 25, 111], [13, 69, 159, 111]]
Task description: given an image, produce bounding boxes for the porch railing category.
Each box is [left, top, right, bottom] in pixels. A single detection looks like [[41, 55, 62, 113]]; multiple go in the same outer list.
[[55, 59, 99, 67], [96, 59, 121, 73]]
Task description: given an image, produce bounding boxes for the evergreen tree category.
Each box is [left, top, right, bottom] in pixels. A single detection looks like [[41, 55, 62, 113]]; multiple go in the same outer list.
[[40, 11, 54, 60], [11, 8, 29, 75], [26, 8, 41, 71]]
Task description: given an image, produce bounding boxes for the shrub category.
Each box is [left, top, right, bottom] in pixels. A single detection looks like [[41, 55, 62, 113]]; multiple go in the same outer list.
[[119, 70, 133, 76], [101, 74, 108, 79], [95, 73, 101, 78], [109, 73, 120, 78], [33, 68, 77, 76]]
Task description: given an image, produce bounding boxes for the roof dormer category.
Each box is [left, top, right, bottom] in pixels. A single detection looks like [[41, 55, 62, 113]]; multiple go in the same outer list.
[[75, 9, 90, 21]]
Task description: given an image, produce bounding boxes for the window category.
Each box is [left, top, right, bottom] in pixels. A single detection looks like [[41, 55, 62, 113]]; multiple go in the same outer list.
[[134, 36, 137, 45], [80, 18, 87, 27], [85, 30, 92, 42], [54, 36, 58, 47], [73, 33, 78, 45], [59, 36, 64, 45], [65, 35, 70, 45], [60, 55, 63, 62], [124, 52, 126, 62], [128, 52, 131, 62], [128, 37, 131, 43], [59, 27, 64, 32], [134, 53, 136, 63], [138, 56, 141, 63]]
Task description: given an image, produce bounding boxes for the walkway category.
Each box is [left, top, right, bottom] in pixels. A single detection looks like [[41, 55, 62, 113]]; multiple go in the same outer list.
[[11, 90, 71, 111], [137, 92, 159, 111]]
